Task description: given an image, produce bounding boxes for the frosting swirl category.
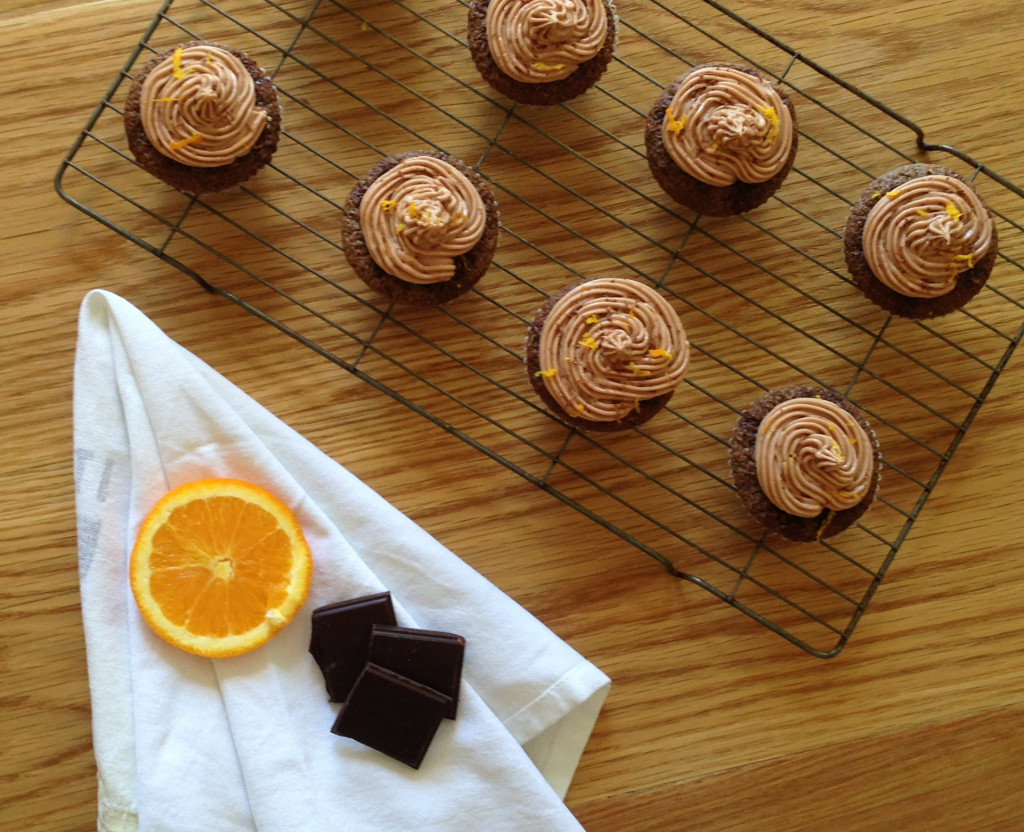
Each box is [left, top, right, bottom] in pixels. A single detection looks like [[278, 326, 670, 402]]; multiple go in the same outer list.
[[755, 397, 874, 518], [485, 0, 608, 84], [360, 156, 487, 285], [140, 45, 268, 167], [862, 174, 994, 298], [537, 278, 689, 422], [661, 65, 793, 187]]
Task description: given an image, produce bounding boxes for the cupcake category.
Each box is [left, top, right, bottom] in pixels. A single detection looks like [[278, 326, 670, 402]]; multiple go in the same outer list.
[[341, 151, 500, 306], [729, 386, 881, 542], [123, 41, 281, 193], [467, 0, 616, 106], [645, 62, 798, 216], [843, 164, 998, 319], [525, 277, 690, 431]]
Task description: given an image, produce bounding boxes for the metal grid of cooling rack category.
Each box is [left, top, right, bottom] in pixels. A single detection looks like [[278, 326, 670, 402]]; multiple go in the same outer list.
[[56, 0, 1024, 657]]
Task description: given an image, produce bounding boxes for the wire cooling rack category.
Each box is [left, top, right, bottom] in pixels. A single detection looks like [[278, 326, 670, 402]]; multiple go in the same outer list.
[[56, 0, 1024, 657]]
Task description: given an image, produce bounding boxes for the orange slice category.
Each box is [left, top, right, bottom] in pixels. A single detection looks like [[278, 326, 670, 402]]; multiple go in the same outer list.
[[130, 478, 313, 658]]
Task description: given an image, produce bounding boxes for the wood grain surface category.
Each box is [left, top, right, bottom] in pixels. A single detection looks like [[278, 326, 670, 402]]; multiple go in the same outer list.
[[3, 1, 1024, 830]]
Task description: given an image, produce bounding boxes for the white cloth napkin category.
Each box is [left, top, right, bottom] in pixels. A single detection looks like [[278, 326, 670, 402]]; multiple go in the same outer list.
[[73, 289, 610, 832]]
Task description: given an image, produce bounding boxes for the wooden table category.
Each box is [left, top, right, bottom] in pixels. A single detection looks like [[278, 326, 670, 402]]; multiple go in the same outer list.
[[5, 1, 1024, 829]]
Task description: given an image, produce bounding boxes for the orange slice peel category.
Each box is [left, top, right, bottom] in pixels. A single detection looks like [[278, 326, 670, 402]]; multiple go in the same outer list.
[[129, 478, 313, 658]]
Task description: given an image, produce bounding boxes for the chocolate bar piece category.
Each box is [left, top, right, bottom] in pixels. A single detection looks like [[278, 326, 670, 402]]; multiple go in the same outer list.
[[331, 663, 451, 769], [368, 625, 465, 719], [309, 592, 396, 703]]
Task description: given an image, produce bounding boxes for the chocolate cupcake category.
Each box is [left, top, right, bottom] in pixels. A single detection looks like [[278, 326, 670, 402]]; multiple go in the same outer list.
[[526, 277, 690, 431], [467, 0, 616, 106], [843, 164, 998, 319], [123, 41, 281, 193], [341, 151, 500, 306], [729, 386, 881, 542], [645, 63, 798, 216]]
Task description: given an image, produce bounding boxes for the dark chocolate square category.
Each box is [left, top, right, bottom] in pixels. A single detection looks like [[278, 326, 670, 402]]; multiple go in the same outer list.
[[368, 625, 465, 719], [331, 663, 451, 769], [309, 592, 396, 703]]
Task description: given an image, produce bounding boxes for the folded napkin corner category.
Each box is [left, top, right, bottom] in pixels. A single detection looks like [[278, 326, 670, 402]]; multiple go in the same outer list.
[[74, 289, 610, 832]]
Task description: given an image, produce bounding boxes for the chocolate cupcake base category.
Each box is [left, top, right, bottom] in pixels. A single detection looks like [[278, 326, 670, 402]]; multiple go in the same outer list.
[[729, 386, 881, 542], [341, 151, 500, 307], [123, 41, 281, 193], [644, 63, 798, 217], [843, 163, 999, 319], [467, 0, 617, 106]]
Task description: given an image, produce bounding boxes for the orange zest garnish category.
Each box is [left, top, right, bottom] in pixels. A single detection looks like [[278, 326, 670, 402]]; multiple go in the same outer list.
[[871, 191, 881, 199], [169, 132, 202, 150], [171, 47, 195, 80], [586, 315, 599, 325], [534, 61, 564, 71], [578, 333, 598, 350], [946, 202, 963, 220], [756, 104, 779, 144], [535, 368, 558, 378], [916, 209, 929, 217], [129, 478, 313, 658], [665, 109, 687, 135], [648, 348, 671, 359], [885, 188, 902, 199], [627, 362, 652, 377], [154, 96, 180, 103], [380, 199, 397, 212], [954, 253, 975, 268]]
